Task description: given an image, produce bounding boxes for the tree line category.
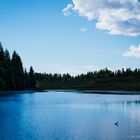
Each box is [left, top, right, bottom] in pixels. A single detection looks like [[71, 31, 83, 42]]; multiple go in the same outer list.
[[36, 68, 140, 82], [1, 42, 140, 91], [0, 42, 36, 91], [35, 68, 140, 90]]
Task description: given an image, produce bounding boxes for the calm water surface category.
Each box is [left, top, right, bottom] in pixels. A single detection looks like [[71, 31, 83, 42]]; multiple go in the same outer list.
[[0, 91, 140, 140]]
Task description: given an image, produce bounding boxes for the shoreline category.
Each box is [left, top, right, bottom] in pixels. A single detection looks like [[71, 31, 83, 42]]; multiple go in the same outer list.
[[0, 89, 140, 95], [80, 90, 140, 95], [49, 89, 140, 95], [0, 89, 45, 95]]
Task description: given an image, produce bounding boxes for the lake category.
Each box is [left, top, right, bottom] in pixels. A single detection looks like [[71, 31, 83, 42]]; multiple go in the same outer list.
[[0, 91, 140, 140]]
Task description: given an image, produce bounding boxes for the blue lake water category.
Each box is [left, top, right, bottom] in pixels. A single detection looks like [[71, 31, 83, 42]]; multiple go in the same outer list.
[[0, 91, 140, 140]]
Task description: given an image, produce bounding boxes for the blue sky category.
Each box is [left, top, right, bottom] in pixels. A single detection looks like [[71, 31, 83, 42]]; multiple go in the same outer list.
[[0, 0, 140, 75]]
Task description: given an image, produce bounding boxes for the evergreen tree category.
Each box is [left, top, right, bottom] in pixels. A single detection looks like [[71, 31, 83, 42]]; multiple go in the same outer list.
[[0, 42, 6, 89], [11, 51, 24, 90], [4, 49, 12, 90], [29, 66, 36, 88], [24, 68, 29, 89], [0, 42, 37, 91]]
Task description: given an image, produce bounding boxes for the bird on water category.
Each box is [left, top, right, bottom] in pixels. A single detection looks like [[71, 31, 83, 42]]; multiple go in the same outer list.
[[114, 122, 119, 126]]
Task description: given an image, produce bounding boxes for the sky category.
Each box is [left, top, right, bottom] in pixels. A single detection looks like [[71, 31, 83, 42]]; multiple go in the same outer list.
[[0, 0, 140, 75]]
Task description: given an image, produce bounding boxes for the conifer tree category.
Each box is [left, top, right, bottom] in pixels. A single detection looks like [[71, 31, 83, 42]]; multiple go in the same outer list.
[[11, 51, 24, 90], [29, 66, 36, 88], [4, 49, 12, 90], [0, 42, 37, 91], [24, 68, 29, 89], [0, 42, 6, 89]]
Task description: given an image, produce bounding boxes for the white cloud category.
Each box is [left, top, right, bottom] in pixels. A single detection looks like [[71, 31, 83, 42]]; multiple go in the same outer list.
[[80, 28, 87, 32], [63, 0, 140, 36], [123, 44, 140, 58], [62, 4, 74, 16]]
